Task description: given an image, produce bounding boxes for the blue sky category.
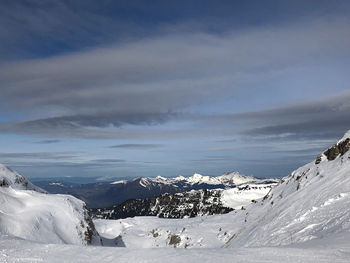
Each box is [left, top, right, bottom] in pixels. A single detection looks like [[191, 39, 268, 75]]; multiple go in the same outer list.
[[1, 0, 350, 180]]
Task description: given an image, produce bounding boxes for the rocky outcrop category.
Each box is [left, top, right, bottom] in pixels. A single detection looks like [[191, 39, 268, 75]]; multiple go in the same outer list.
[[316, 138, 350, 164]]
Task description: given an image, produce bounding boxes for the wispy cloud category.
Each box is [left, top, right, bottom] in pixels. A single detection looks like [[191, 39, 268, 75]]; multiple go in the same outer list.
[[1, 18, 349, 136], [109, 144, 163, 149], [0, 152, 78, 160], [34, 139, 60, 144]]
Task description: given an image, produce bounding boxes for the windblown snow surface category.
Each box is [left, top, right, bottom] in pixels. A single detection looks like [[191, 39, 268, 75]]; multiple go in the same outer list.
[[1, 131, 350, 262]]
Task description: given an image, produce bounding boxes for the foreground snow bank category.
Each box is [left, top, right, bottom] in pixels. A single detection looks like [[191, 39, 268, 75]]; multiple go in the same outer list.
[[0, 234, 349, 263]]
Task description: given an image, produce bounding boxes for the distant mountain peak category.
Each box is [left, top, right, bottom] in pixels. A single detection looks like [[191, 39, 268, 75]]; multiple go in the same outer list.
[[110, 171, 265, 188]]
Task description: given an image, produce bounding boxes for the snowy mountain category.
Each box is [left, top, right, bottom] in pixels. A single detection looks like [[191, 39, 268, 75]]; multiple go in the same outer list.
[[91, 130, 350, 250], [111, 171, 268, 187], [36, 171, 276, 208], [0, 165, 101, 245], [92, 183, 274, 219]]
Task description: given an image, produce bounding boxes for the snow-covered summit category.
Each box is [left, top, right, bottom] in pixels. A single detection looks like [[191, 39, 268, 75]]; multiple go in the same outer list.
[[111, 171, 272, 188], [0, 164, 45, 193]]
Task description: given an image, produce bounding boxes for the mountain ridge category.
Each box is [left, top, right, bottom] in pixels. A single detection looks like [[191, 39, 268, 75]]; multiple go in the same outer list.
[[36, 171, 277, 208]]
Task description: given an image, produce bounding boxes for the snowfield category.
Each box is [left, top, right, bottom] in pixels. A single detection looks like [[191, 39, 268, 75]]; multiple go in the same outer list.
[[0, 234, 349, 263], [1, 130, 350, 262]]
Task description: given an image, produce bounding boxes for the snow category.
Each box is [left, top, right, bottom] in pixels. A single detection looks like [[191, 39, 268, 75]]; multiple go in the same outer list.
[[49, 182, 64, 186], [339, 130, 350, 142], [93, 130, 350, 250], [0, 166, 101, 246], [225, 132, 350, 247], [110, 180, 126, 185], [110, 171, 271, 188], [0, 164, 45, 192], [0, 234, 349, 263], [221, 183, 274, 209], [1, 131, 350, 262], [185, 172, 260, 186], [0, 187, 100, 245]]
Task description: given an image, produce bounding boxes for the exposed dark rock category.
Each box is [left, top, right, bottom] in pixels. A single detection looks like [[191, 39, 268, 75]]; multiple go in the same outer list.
[[83, 205, 102, 245], [318, 138, 350, 162], [0, 178, 9, 187], [91, 189, 234, 219], [315, 155, 322, 164], [168, 235, 181, 247]]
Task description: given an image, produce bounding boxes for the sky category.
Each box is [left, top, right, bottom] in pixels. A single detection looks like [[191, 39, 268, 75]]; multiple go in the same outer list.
[[1, 0, 350, 181]]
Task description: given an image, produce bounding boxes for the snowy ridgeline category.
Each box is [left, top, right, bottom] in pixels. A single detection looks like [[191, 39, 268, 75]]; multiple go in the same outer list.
[[1, 130, 350, 262], [111, 172, 261, 187], [35, 171, 277, 208]]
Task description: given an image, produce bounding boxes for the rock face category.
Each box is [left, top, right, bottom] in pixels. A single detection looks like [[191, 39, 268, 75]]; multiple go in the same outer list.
[[316, 137, 350, 164]]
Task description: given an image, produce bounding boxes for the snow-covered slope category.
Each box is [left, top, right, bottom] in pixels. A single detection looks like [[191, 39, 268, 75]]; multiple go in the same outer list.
[[0, 165, 101, 245], [226, 130, 350, 247]]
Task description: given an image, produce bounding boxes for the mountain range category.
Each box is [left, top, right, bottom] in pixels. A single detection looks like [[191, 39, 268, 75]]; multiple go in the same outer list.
[[35, 172, 276, 208], [92, 183, 275, 219]]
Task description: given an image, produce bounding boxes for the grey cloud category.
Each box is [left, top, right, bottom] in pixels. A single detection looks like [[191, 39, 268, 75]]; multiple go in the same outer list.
[[0, 19, 349, 142], [34, 139, 60, 144], [0, 152, 78, 160], [268, 147, 327, 155], [89, 159, 126, 163], [22, 112, 173, 128], [109, 144, 163, 149], [0, 91, 349, 142], [1, 18, 350, 116], [192, 91, 350, 142], [0, 112, 174, 139], [239, 93, 350, 141]]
